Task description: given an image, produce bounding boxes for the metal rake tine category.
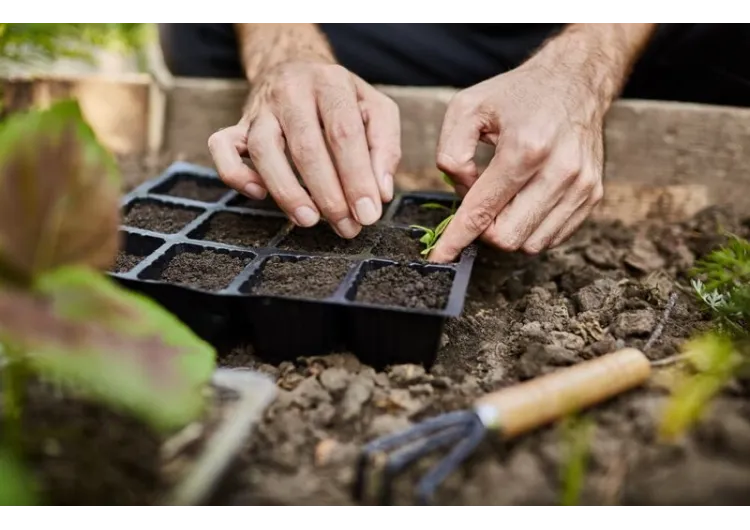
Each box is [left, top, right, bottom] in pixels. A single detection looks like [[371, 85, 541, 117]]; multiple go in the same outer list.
[[360, 410, 473, 454], [416, 414, 487, 506], [378, 422, 472, 506], [354, 410, 472, 504]]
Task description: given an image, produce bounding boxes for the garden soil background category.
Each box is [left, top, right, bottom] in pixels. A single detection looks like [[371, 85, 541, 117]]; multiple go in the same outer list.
[[207, 206, 750, 506], [14, 166, 750, 505]]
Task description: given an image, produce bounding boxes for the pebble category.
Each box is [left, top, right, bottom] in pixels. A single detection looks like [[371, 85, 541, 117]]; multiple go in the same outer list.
[[340, 374, 374, 421], [613, 309, 657, 338], [291, 376, 332, 408], [319, 367, 351, 394], [388, 364, 426, 385], [367, 414, 412, 438]]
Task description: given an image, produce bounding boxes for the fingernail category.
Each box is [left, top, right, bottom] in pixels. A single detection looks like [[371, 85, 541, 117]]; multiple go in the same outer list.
[[244, 183, 267, 200], [381, 173, 394, 202], [354, 197, 379, 225], [294, 206, 319, 227], [335, 217, 361, 239]]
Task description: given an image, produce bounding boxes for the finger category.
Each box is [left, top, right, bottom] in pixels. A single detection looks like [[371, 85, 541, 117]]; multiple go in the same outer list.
[[317, 72, 382, 226], [356, 80, 401, 203], [276, 95, 361, 238], [548, 183, 604, 248], [428, 144, 541, 264], [435, 91, 483, 190], [246, 112, 320, 227], [523, 172, 601, 252], [488, 159, 580, 252], [208, 124, 267, 200]]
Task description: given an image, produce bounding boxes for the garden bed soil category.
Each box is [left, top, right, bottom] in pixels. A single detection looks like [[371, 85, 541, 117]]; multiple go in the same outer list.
[[0, 378, 236, 506], [161, 178, 230, 203], [210, 205, 750, 506], [9, 204, 750, 505], [370, 228, 425, 262], [278, 224, 379, 255], [248, 256, 353, 299], [158, 250, 252, 291], [194, 212, 286, 248], [113, 251, 142, 274], [393, 201, 456, 227], [228, 194, 282, 211], [355, 264, 452, 310], [123, 202, 202, 234]]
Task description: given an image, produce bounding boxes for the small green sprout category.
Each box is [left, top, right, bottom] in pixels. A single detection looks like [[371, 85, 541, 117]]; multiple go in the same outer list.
[[559, 415, 594, 506], [410, 214, 455, 257]]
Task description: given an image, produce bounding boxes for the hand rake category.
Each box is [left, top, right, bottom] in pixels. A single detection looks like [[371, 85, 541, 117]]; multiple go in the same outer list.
[[354, 292, 678, 505], [353, 347, 653, 505]]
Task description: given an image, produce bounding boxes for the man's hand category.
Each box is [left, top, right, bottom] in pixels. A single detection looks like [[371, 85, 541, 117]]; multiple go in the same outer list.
[[429, 24, 655, 263], [208, 24, 400, 239]]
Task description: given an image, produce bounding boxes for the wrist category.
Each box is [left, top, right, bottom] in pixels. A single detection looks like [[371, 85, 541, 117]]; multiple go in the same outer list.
[[528, 24, 655, 117], [235, 23, 337, 84]]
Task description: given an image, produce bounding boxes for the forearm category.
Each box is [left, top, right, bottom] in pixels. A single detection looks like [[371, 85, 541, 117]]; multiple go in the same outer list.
[[530, 24, 656, 112], [233, 24, 336, 83]]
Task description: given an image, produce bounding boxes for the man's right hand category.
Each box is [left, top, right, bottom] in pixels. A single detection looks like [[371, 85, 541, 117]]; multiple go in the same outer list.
[[208, 61, 401, 239]]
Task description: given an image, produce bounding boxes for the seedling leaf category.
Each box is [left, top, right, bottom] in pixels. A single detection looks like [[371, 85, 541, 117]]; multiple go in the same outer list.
[[658, 333, 742, 441], [419, 202, 452, 212], [0, 266, 216, 432], [0, 99, 121, 283], [441, 172, 454, 186], [0, 450, 37, 506]]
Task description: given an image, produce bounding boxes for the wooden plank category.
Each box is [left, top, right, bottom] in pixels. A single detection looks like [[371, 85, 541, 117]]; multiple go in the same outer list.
[[1, 73, 152, 157]]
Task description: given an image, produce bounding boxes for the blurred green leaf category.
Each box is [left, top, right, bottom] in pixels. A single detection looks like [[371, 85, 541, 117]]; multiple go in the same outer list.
[[0, 99, 121, 284], [559, 415, 593, 506], [659, 333, 742, 441], [0, 450, 37, 506], [0, 266, 216, 432], [0, 24, 147, 69]]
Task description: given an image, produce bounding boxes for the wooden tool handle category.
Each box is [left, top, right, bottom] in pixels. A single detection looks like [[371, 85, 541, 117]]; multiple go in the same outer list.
[[473, 348, 651, 439]]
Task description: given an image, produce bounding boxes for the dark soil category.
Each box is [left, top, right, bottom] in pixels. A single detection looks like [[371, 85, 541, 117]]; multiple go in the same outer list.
[[195, 212, 287, 248], [355, 264, 453, 310], [161, 178, 230, 203], [228, 194, 282, 211], [370, 228, 425, 262], [206, 205, 750, 506], [249, 256, 353, 299], [124, 202, 202, 234], [5, 379, 165, 505], [393, 201, 456, 228], [113, 252, 142, 273], [158, 249, 252, 291], [279, 224, 379, 255]]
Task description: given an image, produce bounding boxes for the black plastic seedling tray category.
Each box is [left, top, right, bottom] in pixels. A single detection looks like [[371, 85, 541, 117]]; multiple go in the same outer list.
[[110, 162, 477, 368]]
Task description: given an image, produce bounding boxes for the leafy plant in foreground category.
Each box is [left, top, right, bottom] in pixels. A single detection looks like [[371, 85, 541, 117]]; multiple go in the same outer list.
[[0, 100, 216, 502], [659, 235, 750, 440]]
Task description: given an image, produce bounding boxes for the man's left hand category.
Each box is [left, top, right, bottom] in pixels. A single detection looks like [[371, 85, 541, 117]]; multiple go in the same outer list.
[[429, 55, 606, 263]]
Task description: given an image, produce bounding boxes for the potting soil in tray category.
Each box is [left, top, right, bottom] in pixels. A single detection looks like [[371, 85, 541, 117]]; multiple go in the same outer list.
[[110, 162, 476, 368]]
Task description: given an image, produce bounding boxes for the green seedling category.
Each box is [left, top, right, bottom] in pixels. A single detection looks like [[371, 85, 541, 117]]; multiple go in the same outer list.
[[410, 214, 455, 257], [0, 100, 216, 502], [659, 234, 750, 441], [409, 193, 458, 257], [559, 415, 594, 506]]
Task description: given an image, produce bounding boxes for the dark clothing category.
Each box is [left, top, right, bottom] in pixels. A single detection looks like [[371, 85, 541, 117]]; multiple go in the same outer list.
[[157, 24, 750, 107]]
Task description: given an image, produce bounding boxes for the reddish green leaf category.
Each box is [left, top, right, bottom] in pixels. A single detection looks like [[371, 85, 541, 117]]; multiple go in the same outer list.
[[0, 99, 121, 283], [0, 266, 216, 431]]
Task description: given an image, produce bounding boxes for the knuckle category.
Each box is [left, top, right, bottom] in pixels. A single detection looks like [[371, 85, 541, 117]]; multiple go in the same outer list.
[[513, 134, 551, 167], [448, 91, 476, 116], [591, 184, 605, 204], [462, 206, 495, 234], [436, 151, 464, 175], [577, 173, 599, 195], [328, 120, 360, 146]]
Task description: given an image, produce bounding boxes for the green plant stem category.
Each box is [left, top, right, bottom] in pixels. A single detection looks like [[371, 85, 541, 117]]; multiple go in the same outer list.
[[2, 350, 28, 455]]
